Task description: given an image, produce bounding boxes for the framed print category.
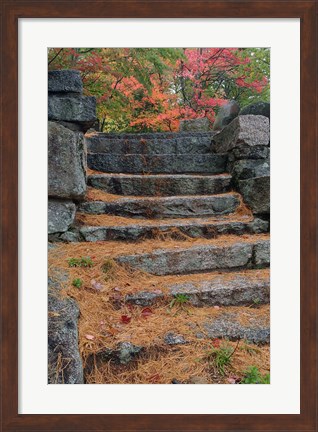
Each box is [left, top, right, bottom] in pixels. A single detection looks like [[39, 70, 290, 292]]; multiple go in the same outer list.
[[1, 1, 317, 431]]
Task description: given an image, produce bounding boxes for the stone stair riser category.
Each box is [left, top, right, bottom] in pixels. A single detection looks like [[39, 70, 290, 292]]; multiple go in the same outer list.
[[87, 153, 228, 174], [87, 173, 232, 196], [78, 194, 240, 219], [79, 219, 269, 242], [86, 136, 215, 154], [88, 131, 216, 140]]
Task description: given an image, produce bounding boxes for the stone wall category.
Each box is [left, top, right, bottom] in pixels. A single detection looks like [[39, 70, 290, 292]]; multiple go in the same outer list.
[[48, 70, 96, 384], [48, 70, 96, 239], [213, 114, 270, 221]]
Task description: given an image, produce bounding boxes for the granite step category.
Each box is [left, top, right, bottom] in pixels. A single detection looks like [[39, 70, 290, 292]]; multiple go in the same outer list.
[[87, 173, 232, 196], [125, 269, 270, 307], [78, 193, 240, 219], [115, 235, 270, 275], [87, 153, 227, 174], [86, 131, 216, 154], [77, 215, 268, 242]]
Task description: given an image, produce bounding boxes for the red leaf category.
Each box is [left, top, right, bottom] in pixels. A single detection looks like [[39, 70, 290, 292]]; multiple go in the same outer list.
[[120, 315, 131, 324], [212, 338, 221, 348], [141, 307, 153, 318]]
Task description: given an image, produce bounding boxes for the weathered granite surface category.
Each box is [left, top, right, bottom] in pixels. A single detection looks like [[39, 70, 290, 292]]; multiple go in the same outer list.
[[79, 218, 269, 242], [86, 133, 216, 154], [240, 102, 270, 119], [48, 121, 86, 199], [78, 194, 240, 219], [48, 95, 96, 132], [48, 199, 76, 234], [87, 153, 228, 174], [48, 269, 83, 384], [125, 272, 270, 307], [87, 173, 231, 197], [48, 70, 83, 94], [238, 176, 270, 215], [116, 239, 270, 275], [213, 115, 269, 153]]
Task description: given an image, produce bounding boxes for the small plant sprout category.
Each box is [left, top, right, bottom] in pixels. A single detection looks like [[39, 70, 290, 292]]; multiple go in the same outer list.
[[67, 258, 80, 267], [249, 297, 261, 308], [67, 257, 93, 268], [168, 293, 190, 315], [241, 366, 270, 384], [205, 339, 240, 376], [72, 278, 83, 288], [80, 257, 93, 267]]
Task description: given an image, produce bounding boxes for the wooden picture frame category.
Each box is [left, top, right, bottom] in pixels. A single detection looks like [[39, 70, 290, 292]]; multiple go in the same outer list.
[[1, 1, 317, 430]]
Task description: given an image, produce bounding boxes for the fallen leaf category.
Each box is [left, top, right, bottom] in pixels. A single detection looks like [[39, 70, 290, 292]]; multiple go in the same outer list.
[[85, 334, 95, 340], [108, 326, 119, 336], [212, 338, 221, 348], [91, 279, 103, 290], [120, 315, 131, 324], [141, 307, 153, 318]]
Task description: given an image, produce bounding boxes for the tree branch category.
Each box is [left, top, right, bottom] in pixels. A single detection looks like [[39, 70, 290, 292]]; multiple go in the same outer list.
[[48, 48, 64, 66]]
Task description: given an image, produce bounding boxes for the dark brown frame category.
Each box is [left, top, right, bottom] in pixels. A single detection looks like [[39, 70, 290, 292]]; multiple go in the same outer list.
[[1, 1, 317, 431]]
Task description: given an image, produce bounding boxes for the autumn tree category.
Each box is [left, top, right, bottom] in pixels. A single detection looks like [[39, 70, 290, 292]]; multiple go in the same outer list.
[[173, 48, 269, 124], [48, 47, 269, 132]]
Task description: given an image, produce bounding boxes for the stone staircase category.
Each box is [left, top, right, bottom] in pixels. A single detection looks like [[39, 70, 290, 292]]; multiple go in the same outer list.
[[76, 130, 270, 378], [78, 131, 269, 244]]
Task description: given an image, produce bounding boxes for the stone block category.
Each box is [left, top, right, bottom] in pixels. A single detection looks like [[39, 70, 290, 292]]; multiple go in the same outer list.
[[231, 159, 270, 182], [213, 115, 269, 153], [48, 269, 83, 383], [48, 199, 76, 234], [48, 95, 96, 132], [48, 70, 83, 94], [48, 122, 86, 199], [238, 176, 270, 214], [240, 101, 270, 119]]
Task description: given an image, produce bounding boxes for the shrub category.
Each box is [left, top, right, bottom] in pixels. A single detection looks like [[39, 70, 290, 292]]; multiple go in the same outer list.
[[241, 366, 270, 384]]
